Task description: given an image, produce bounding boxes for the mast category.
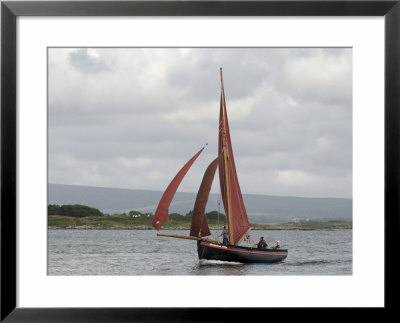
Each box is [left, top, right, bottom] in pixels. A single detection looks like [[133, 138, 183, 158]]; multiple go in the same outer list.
[[218, 68, 251, 246], [220, 68, 234, 245]]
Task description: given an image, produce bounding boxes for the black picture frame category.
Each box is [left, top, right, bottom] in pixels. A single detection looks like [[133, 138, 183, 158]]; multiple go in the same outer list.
[[1, 1, 398, 321]]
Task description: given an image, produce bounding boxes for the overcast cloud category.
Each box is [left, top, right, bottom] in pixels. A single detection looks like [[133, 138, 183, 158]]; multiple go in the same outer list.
[[48, 47, 352, 198]]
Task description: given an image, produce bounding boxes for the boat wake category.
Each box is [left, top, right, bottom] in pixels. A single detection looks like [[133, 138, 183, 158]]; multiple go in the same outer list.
[[198, 259, 243, 266]]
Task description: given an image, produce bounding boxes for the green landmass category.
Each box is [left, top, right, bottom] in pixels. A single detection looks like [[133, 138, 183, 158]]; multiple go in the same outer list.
[[48, 204, 103, 217], [47, 204, 352, 230]]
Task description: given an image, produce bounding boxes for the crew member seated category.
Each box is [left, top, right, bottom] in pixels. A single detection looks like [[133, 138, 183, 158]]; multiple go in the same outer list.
[[272, 241, 281, 249], [256, 237, 267, 249]]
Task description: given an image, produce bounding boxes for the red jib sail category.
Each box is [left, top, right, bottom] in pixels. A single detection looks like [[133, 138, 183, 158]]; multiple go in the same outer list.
[[218, 70, 250, 245], [190, 156, 220, 238], [152, 146, 205, 230]]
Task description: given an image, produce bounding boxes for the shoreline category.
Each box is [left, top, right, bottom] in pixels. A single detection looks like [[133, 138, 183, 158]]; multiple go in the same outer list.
[[48, 225, 352, 231], [48, 215, 351, 230]]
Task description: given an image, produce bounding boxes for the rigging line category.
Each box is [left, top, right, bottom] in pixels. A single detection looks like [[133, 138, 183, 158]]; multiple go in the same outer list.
[[217, 197, 220, 228]]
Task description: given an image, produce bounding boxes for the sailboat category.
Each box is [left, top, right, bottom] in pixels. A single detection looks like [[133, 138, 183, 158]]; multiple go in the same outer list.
[[152, 68, 288, 264]]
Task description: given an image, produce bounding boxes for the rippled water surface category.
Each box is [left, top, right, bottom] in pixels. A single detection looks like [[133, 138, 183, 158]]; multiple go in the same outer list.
[[48, 229, 352, 275]]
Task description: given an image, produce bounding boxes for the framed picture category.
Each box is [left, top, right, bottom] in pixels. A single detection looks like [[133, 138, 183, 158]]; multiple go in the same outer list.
[[2, 1, 398, 321]]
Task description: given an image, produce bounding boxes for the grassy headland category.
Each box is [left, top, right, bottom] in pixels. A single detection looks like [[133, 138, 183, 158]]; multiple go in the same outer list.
[[48, 205, 351, 230]]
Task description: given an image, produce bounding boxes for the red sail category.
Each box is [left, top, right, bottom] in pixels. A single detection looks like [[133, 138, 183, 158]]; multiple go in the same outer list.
[[152, 146, 205, 230], [218, 82, 250, 245], [190, 156, 220, 238]]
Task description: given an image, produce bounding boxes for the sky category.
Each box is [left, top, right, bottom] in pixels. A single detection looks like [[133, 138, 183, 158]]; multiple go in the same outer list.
[[48, 47, 352, 198]]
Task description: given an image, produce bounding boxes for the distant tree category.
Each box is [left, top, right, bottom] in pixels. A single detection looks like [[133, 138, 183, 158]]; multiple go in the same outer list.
[[48, 204, 61, 215], [49, 204, 104, 217], [206, 211, 226, 221], [129, 210, 142, 217], [169, 213, 183, 220]]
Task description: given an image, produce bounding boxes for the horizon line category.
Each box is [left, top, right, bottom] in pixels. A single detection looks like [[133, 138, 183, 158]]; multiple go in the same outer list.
[[48, 182, 352, 200]]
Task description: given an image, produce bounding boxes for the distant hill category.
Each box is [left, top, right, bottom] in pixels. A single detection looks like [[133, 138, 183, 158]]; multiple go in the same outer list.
[[48, 183, 352, 224]]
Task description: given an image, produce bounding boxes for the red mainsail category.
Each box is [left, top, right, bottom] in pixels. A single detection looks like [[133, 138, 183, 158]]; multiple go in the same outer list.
[[218, 70, 250, 245], [190, 156, 220, 238], [152, 146, 205, 230]]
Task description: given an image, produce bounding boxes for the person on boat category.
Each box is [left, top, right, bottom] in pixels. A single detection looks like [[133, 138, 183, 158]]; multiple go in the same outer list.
[[256, 237, 267, 249], [272, 241, 281, 249], [218, 226, 228, 245]]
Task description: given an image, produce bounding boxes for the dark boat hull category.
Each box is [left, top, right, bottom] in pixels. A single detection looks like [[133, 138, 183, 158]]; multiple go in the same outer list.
[[197, 241, 288, 263]]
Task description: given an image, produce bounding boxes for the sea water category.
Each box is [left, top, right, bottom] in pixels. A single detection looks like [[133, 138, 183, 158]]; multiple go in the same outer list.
[[48, 229, 352, 275]]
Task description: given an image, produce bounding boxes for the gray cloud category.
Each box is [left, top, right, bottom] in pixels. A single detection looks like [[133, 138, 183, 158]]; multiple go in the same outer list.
[[69, 48, 114, 73], [48, 47, 352, 198]]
